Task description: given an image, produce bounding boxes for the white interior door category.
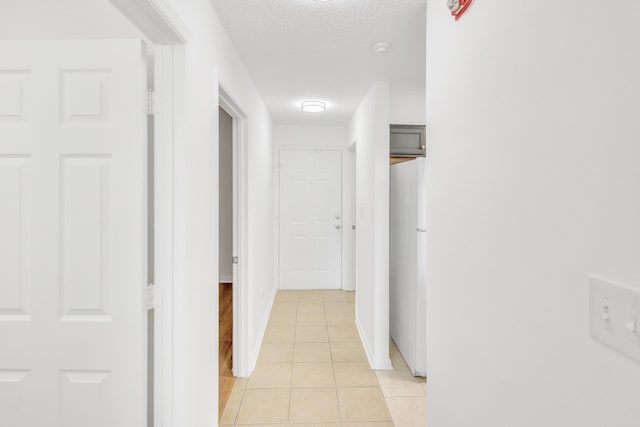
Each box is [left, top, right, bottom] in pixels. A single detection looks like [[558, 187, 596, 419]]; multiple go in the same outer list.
[[0, 40, 147, 426], [279, 150, 342, 290]]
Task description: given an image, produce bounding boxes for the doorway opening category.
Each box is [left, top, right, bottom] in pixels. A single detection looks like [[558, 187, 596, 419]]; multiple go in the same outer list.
[[218, 86, 249, 418], [218, 106, 234, 415]]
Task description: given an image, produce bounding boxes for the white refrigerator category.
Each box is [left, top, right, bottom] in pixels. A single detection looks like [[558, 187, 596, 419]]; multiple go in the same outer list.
[[389, 158, 427, 377]]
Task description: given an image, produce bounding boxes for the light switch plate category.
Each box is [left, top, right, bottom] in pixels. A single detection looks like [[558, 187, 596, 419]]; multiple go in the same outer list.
[[589, 275, 640, 363]]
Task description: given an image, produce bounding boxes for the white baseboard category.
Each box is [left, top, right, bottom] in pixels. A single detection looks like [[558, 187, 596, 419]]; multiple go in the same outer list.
[[248, 286, 278, 373], [219, 275, 232, 283], [355, 315, 393, 370]]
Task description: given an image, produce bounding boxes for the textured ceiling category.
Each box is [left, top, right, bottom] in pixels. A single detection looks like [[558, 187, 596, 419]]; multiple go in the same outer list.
[[210, 0, 426, 125]]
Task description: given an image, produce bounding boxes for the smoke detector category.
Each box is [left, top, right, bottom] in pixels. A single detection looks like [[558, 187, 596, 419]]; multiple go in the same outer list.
[[372, 41, 391, 55]]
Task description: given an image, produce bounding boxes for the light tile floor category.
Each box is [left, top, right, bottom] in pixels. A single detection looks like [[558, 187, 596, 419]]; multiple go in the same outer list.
[[379, 340, 427, 427], [220, 290, 427, 427]]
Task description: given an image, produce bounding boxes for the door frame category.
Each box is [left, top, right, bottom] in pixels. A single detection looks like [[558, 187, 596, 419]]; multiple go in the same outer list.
[[219, 86, 250, 377], [109, 0, 255, 424], [149, 44, 178, 427], [344, 142, 357, 291], [107, 1, 191, 427]]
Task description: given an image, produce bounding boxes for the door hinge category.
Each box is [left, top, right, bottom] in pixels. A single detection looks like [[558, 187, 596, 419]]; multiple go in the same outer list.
[[232, 256, 239, 265], [146, 89, 156, 115], [147, 283, 157, 310]]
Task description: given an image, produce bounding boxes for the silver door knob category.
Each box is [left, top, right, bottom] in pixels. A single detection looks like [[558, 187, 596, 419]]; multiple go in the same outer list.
[[335, 215, 341, 220], [335, 224, 341, 230]]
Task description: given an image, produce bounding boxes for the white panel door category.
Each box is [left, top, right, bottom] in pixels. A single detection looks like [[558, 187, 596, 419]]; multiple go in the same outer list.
[[0, 40, 147, 426], [279, 150, 342, 290]]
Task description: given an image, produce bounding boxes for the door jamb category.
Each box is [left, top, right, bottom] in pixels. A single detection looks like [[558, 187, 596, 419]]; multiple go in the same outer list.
[[150, 45, 177, 427], [344, 142, 357, 292], [219, 86, 250, 377]]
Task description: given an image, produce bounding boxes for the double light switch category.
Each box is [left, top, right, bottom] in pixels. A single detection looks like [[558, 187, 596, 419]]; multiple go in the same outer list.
[[589, 275, 640, 363]]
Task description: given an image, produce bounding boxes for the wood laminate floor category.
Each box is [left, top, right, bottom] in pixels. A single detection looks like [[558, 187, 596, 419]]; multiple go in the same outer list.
[[219, 283, 234, 420]]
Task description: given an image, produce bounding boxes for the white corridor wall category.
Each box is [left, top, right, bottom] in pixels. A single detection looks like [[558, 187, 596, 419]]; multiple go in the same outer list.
[[390, 81, 426, 126], [348, 82, 392, 370], [148, 0, 276, 425], [425, 2, 640, 426]]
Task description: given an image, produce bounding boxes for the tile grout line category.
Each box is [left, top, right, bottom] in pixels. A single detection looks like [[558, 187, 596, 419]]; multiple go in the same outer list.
[[234, 290, 400, 426], [286, 293, 299, 424], [231, 380, 245, 426], [324, 292, 343, 425]]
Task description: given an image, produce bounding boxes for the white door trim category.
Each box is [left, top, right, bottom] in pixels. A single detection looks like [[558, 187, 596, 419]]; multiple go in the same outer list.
[[107, 0, 192, 44], [343, 142, 357, 292], [151, 45, 175, 427], [219, 86, 251, 377]]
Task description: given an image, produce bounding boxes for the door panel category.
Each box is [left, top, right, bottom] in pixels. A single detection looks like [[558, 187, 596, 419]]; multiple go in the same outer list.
[[0, 40, 147, 426], [279, 150, 341, 290]]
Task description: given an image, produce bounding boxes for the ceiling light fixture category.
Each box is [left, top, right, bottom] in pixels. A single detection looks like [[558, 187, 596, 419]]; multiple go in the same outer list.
[[372, 41, 392, 55], [301, 100, 326, 113]]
